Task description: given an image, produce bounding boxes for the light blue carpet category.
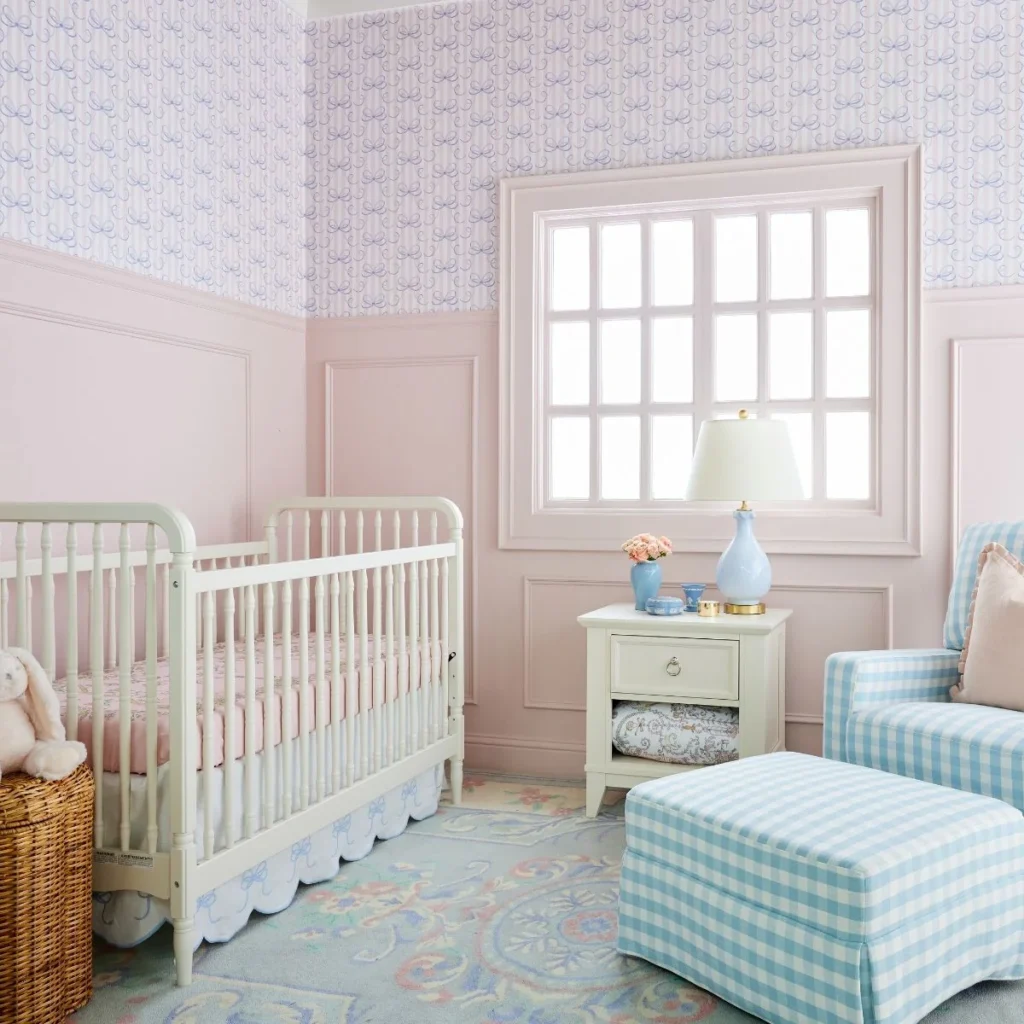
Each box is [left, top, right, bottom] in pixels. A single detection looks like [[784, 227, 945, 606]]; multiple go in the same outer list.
[[72, 776, 1024, 1023]]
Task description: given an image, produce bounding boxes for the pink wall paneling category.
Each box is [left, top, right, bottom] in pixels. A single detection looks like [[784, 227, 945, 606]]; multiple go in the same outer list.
[[0, 239, 307, 547], [952, 335, 1024, 545]]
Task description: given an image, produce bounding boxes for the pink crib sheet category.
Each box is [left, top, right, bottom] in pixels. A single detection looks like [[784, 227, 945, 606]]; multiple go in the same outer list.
[[56, 634, 438, 774]]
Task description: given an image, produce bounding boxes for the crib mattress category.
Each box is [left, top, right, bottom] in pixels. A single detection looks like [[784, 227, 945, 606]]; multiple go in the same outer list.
[[57, 633, 441, 774], [611, 700, 739, 766]]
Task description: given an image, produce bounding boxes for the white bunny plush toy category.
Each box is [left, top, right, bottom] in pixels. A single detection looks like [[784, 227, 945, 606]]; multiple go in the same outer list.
[[0, 647, 87, 782]]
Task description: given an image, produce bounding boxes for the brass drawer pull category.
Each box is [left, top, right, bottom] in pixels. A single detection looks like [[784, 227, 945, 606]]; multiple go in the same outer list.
[[666, 656, 682, 677]]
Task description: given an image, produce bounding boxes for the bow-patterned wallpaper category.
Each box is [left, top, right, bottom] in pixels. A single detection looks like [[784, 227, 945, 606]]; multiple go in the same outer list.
[[2, 2, 1022, 317], [0, 1, 304, 314], [305, 0, 1024, 317]]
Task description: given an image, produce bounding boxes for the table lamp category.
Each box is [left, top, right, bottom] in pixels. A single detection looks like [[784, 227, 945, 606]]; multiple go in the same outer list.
[[685, 410, 803, 614]]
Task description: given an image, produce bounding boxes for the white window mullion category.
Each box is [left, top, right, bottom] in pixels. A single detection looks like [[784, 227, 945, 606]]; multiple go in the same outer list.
[[756, 208, 769, 416], [588, 220, 600, 501], [639, 218, 652, 502], [692, 209, 714, 444], [812, 205, 827, 502]]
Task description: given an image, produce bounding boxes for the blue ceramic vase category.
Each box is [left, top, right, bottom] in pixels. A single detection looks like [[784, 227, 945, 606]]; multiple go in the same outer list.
[[630, 560, 662, 611]]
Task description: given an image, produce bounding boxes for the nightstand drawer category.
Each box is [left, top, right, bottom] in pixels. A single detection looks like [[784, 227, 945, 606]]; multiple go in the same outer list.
[[610, 634, 739, 701]]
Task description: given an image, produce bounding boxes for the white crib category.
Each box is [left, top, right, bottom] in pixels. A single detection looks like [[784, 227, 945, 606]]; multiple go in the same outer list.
[[0, 497, 465, 985]]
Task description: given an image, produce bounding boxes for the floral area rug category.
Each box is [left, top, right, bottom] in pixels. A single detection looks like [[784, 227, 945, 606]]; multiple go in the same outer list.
[[74, 773, 1024, 1024]]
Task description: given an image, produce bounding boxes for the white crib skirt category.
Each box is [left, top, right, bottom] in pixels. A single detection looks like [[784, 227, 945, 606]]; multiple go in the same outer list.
[[92, 739, 443, 948]]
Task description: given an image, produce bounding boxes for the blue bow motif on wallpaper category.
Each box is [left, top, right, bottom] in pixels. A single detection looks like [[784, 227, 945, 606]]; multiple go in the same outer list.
[[1, 0, 1023, 317], [0, 0, 304, 314], [302, 0, 1024, 316]]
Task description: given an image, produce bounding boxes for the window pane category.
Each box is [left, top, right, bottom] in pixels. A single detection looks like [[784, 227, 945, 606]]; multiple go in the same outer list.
[[715, 215, 758, 302], [826, 411, 870, 499], [652, 415, 693, 499], [769, 211, 812, 300], [771, 412, 813, 499], [550, 418, 590, 499], [826, 209, 870, 297], [551, 226, 590, 311], [826, 309, 871, 398], [600, 319, 641, 404], [601, 222, 641, 309], [652, 220, 694, 306], [651, 317, 693, 403], [600, 416, 640, 499], [769, 311, 813, 400], [715, 313, 758, 401], [549, 322, 590, 406]]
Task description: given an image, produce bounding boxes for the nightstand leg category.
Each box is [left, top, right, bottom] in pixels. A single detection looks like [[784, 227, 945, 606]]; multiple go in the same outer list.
[[586, 773, 606, 818]]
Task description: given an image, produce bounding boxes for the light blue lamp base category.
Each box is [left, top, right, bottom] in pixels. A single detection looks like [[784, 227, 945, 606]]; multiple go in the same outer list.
[[716, 509, 771, 613]]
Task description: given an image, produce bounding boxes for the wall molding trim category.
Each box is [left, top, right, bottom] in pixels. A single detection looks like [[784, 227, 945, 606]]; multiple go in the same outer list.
[[311, 309, 498, 331], [0, 296, 256, 539], [324, 354, 480, 704], [0, 238, 305, 333], [926, 283, 1024, 305], [521, 576, 893, 714]]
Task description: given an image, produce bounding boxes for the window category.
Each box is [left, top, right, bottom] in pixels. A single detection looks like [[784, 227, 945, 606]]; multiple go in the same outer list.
[[501, 147, 920, 554]]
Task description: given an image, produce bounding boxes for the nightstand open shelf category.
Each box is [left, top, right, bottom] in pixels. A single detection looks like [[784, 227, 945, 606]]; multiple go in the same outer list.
[[578, 603, 791, 817]]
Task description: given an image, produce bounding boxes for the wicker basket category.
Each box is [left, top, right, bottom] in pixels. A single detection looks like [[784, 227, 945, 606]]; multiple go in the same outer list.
[[0, 766, 94, 1023]]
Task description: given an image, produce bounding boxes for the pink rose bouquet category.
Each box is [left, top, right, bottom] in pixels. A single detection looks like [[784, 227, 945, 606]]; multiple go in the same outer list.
[[622, 533, 672, 563]]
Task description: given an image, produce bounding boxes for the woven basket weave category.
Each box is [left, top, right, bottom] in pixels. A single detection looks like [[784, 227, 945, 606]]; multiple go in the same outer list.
[[0, 766, 94, 1023]]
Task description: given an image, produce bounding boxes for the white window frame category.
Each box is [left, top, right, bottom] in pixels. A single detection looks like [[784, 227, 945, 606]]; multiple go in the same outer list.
[[499, 146, 921, 555]]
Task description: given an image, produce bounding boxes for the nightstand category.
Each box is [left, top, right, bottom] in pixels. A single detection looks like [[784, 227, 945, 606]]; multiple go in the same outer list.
[[577, 603, 791, 817]]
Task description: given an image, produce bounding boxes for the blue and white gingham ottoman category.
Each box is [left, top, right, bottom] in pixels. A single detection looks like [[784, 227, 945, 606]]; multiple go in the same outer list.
[[619, 752, 1024, 1024]]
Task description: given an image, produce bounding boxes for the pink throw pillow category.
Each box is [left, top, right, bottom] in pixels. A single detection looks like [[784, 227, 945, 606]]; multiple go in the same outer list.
[[951, 542, 1024, 711]]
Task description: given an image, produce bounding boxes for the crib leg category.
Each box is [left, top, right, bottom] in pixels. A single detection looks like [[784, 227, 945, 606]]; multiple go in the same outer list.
[[173, 918, 195, 986], [450, 756, 463, 806]]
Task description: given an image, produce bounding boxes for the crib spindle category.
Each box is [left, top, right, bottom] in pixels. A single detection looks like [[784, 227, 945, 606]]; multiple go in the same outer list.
[[419, 534, 429, 751], [282, 576, 293, 818], [91, 524, 104, 847], [329, 573, 341, 793], [299, 574, 310, 808], [145, 525, 158, 854], [385, 555, 395, 768], [243, 585, 257, 839], [409, 512, 420, 756], [66, 525, 79, 743], [358, 565, 369, 780], [372, 512, 382, 774], [107, 567, 117, 672], [41, 523, 55, 681], [344, 570, 356, 788], [315, 574, 326, 802], [161, 562, 170, 658], [303, 511, 310, 561], [263, 581, 276, 827], [118, 525, 132, 851], [15, 522, 26, 648], [1, 572, 8, 650], [397, 550, 408, 762], [441, 549, 450, 739], [321, 510, 330, 559], [223, 588, 236, 849], [430, 514, 439, 742], [202, 590, 216, 860]]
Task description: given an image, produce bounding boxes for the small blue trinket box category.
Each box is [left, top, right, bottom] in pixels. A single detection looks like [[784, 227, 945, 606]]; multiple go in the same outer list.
[[645, 595, 684, 616]]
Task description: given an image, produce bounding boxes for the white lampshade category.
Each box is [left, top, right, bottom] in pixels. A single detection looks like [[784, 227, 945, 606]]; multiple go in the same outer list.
[[686, 412, 803, 502]]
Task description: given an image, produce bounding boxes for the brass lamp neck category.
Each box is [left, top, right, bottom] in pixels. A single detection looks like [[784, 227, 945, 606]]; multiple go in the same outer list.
[[738, 500, 752, 512]]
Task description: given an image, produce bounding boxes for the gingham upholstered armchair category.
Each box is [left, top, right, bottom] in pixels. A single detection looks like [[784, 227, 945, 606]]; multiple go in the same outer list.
[[824, 521, 1024, 813]]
